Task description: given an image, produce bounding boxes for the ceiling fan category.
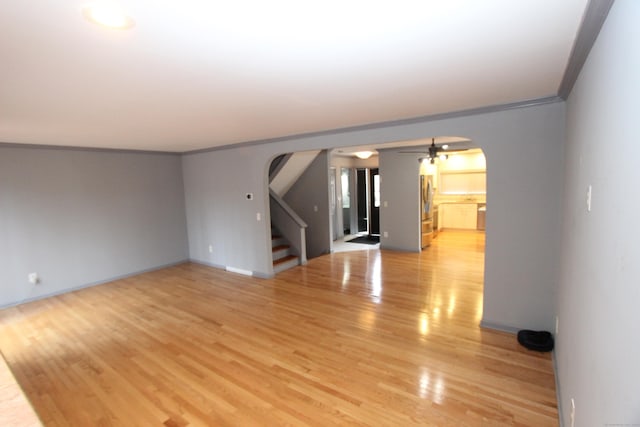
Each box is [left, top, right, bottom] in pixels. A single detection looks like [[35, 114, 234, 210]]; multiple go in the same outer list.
[[398, 138, 469, 164]]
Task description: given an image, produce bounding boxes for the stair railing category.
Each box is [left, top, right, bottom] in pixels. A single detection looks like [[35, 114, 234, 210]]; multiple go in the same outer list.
[[269, 189, 307, 266]]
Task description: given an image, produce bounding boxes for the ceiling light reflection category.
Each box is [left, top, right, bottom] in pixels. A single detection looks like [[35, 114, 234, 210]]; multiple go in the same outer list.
[[476, 299, 483, 323], [369, 252, 382, 303], [447, 295, 456, 317], [434, 377, 445, 404], [419, 371, 430, 398], [419, 313, 429, 336], [341, 263, 351, 288], [358, 310, 376, 331]]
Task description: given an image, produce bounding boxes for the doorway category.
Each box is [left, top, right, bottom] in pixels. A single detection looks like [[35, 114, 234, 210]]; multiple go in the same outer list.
[[340, 168, 351, 235], [356, 169, 368, 233], [369, 168, 380, 236], [330, 167, 338, 241], [355, 167, 380, 236]]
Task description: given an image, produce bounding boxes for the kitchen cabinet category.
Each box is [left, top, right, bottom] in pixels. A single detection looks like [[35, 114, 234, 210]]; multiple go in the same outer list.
[[441, 203, 477, 230]]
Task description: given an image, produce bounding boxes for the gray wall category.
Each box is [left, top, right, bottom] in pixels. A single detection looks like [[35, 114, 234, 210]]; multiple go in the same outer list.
[[0, 101, 565, 335], [557, 2, 640, 425], [183, 101, 565, 332], [182, 146, 273, 275], [378, 149, 421, 252], [283, 150, 331, 259], [0, 146, 189, 307]]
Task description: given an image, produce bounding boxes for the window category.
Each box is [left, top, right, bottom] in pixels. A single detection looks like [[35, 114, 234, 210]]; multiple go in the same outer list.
[[341, 169, 350, 208], [373, 174, 380, 207]]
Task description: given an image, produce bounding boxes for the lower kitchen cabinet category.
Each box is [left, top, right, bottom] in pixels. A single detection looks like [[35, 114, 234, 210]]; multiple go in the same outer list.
[[441, 203, 477, 230]]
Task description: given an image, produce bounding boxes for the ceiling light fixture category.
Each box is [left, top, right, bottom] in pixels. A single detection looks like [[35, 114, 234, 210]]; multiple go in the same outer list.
[[82, 2, 135, 29], [354, 151, 374, 159]]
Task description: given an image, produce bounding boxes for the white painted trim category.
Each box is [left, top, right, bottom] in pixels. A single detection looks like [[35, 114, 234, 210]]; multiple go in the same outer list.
[[225, 266, 254, 276], [0, 260, 189, 310]]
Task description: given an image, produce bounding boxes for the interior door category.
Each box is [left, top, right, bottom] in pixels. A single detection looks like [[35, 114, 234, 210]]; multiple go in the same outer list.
[[369, 168, 380, 236]]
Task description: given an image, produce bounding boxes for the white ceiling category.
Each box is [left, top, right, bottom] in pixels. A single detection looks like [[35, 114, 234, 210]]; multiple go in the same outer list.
[[0, 0, 588, 152]]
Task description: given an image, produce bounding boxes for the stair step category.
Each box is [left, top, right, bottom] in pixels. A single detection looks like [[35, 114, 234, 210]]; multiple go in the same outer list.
[[273, 255, 299, 274], [272, 244, 291, 261], [271, 236, 286, 247], [271, 225, 299, 273]]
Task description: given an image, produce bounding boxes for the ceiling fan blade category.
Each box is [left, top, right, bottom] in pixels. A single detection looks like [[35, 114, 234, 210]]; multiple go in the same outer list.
[[442, 147, 470, 153]]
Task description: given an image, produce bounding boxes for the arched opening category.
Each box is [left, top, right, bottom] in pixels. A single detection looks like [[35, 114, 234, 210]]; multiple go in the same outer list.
[[325, 137, 488, 327]]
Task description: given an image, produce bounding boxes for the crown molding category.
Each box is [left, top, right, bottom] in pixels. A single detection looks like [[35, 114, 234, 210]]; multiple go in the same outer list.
[[558, 0, 615, 99]]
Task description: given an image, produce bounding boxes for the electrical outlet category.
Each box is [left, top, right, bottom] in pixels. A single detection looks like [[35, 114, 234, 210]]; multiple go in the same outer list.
[[383, 231, 389, 238], [586, 185, 592, 212], [570, 398, 576, 427], [256, 212, 261, 221], [28, 272, 39, 285], [208, 245, 213, 253], [555, 316, 559, 335]]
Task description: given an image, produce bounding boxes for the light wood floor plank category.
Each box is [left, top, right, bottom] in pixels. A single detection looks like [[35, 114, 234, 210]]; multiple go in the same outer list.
[[0, 231, 557, 426]]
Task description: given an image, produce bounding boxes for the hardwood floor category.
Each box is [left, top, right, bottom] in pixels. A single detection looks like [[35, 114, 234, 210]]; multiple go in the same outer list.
[[0, 231, 558, 426]]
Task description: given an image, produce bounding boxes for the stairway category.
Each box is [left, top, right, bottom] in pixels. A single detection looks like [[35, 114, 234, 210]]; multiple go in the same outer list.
[[271, 227, 300, 274]]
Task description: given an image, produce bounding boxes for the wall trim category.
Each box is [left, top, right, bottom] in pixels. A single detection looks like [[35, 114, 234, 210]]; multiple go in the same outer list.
[[252, 271, 274, 279], [0, 260, 189, 310], [379, 245, 421, 253], [553, 350, 565, 427], [188, 259, 274, 279], [558, 0, 615, 99], [188, 259, 226, 271], [479, 320, 520, 334], [183, 96, 563, 155], [0, 141, 180, 156], [225, 266, 253, 276]]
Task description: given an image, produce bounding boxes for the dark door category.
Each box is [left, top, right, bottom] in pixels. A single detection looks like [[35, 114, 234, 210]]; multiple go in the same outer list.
[[356, 169, 368, 233], [369, 168, 380, 235]]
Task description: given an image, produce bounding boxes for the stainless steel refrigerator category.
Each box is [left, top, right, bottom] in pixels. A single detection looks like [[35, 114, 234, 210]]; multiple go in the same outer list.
[[420, 175, 434, 248]]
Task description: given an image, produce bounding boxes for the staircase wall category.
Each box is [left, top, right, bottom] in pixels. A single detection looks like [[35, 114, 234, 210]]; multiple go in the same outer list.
[[283, 151, 332, 259], [270, 150, 320, 196]]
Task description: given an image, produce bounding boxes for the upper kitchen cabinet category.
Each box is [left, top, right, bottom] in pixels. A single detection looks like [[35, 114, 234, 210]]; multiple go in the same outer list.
[[429, 149, 487, 231], [437, 149, 486, 197]]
